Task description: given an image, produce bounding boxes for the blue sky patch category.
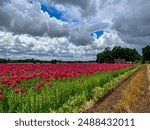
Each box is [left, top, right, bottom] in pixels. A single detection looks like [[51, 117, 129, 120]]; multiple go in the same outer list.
[[27, 0, 79, 25], [41, 4, 79, 25], [41, 4, 63, 20], [91, 31, 104, 39]]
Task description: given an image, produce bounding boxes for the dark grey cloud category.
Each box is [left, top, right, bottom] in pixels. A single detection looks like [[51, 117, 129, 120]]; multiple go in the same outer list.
[[48, 0, 92, 10], [47, 0, 98, 17], [0, 1, 70, 37], [0, 0, 10, 6], [69, 28, 93, 46], [0, 9, 11, 27], [119, 34, 150, 46], [69, 22, 108, 46], [112, 0, 150, 45]]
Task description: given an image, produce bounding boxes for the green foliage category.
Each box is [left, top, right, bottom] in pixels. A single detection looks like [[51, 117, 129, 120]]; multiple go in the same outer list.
[[142, 45, 150, 63], [97, 46, 141, 63], [97, 47, 114, 63]]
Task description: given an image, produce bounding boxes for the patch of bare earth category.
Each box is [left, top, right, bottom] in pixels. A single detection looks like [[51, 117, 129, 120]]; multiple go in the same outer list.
[[85, 65, 150, 113], [137, 64, 150, 112]]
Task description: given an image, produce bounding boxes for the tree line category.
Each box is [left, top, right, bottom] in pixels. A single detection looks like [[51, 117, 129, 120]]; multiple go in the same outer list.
[[0, 58, 95, 64], [97, 45, 150, 63], [0, 58, 63, 64]]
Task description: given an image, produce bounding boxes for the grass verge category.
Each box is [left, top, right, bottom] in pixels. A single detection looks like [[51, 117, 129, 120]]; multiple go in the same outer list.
[[114, 65, 146, 112]]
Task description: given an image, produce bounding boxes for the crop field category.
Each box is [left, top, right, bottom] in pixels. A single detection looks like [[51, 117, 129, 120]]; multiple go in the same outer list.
[[0, 63, 135, 113]]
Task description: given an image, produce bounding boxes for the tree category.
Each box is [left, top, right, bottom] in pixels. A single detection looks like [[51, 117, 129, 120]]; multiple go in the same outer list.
[[112, 46, 124, 59], [97, 46, 140, 63], [142, 45, 150, 63], [96, 47, 114, 63]]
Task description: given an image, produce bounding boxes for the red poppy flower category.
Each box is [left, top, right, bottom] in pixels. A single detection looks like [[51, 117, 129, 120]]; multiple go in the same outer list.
[[34, 83, 44, 90], [34, 86, 39, 90], [14, 88, 19, 93], [38, 83, 44, 87], [10, 82, 17, 87], [0, 96, 3, 101], [0, 90, 3, 95], [48, 83, 53, 87], [20, 88, 26, 93], [1, 76, 6, 79]]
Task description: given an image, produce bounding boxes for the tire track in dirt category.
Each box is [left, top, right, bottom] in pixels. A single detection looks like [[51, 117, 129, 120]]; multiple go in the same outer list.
[[85, 65, 150, 113]]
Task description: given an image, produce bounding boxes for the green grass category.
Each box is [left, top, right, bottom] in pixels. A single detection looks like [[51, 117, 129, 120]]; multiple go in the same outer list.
[[0, 66, 138, 113]]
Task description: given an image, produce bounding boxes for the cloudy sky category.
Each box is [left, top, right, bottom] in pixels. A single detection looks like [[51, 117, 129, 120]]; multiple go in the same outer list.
[[0, 0, 149, 61]]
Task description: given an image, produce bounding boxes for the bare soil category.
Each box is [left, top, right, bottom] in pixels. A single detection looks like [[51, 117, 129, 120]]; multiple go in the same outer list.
[[85, 65, 150, 113]]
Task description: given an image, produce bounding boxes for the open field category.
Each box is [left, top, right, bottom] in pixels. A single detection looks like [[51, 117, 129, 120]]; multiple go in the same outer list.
[[0, 63, 136, 113]]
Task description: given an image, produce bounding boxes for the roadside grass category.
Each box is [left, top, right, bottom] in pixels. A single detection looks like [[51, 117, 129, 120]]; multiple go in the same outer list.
[[115, 65, 146, 112]]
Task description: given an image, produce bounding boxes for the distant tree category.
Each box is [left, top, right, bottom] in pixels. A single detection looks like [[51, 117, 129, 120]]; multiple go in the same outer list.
[[97, 47, 114, 63], [112, 46, 124, 59], [51, 59, 57, 64], [0, 59, 7, 63], [97, 46, 140, 63], [142, 45, 150, 63], [131, 48, 141, 62]]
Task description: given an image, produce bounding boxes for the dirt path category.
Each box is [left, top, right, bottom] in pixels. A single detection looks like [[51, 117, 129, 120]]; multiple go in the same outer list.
[[138, 64, 150, 112], [148, 65, 150, 90], [85, 65, 150, 113]]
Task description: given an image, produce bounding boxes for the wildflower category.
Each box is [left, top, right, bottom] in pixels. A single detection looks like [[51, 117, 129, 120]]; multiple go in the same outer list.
[[10, 82, 17, 87], [1, 76, 6, 79], [34, 83, 44, 90], [0, 90, 3, 95], [16, 79, 22, 83], [14, 88, 19, 93], [48, 83, 53, 87], [38, 83, 44, 87], [20, 88, 26, 93], [0, 96, 3, 101], [34, 86, 40, 90]]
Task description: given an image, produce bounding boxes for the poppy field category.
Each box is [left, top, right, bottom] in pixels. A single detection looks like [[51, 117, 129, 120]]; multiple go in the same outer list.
[[0, 63, 136, 113]]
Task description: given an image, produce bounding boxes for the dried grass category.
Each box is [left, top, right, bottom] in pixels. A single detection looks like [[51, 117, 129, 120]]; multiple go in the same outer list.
[[115, 66, 146, 112]]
